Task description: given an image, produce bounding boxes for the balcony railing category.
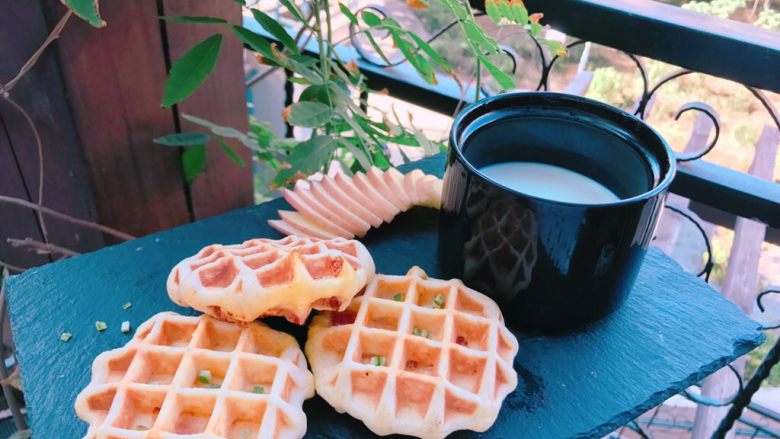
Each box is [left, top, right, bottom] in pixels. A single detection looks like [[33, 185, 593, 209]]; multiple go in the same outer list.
[[245, 1, 780, 437]]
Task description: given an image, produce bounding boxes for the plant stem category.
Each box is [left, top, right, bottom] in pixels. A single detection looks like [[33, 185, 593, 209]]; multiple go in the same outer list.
[[0, 195, 134, 240], [475, 57, 481, 102]]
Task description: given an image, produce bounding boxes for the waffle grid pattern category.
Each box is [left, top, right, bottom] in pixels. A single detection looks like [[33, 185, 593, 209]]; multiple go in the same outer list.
[[75, 312, 314, 439], [168, 236, 375, 324], [306, 267, 519, 439]]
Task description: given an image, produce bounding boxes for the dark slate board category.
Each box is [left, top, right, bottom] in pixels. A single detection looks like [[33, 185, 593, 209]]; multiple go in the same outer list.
[[6, 155, 763, 438]]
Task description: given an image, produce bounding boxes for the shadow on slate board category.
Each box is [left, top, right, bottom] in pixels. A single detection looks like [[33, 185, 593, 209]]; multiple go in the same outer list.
[[5, 155, 764, 438]]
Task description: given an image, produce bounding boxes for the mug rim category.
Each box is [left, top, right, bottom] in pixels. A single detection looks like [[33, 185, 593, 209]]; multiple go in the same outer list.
[[449, 91, 677, 208]]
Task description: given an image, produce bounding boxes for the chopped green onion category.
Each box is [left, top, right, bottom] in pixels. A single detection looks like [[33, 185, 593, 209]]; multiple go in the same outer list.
[[197, 370, 212, 384], [95, 321, 107, 332], [122, 302, 132, 310], [412, 327, 429, 338], [370, 356, 386, 366], [432, 294, 445, 309], [252, 386, 265, 394], [209, 383, 220, 389], [60, 332, 72, 342], [121, 321, 131, 333], [393, 293, 404, 301]]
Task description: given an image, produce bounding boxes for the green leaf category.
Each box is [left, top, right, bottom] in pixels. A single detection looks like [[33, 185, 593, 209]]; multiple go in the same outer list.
[[372, 149, 392, 170], [251, 9, 298, 53], [274, 136, 340, 185], [499, 1, 512, 20], [217, 140, 246, 167], [231, 26, 282, 65], [463, 21, 499, 54], [361, 11, 382, 27], [287, 57, 324, 84], [481, 56, 516, 90], [280, 0, 306, 22], [512, 3, 529, 25], [299, 84, 336, 106], [339, 3, 359, 25], [181, 144, 207, 183], [153, 132, 211, 146], [340, 139, 372, 170], [232, 0, 247, 5], [287, 102, 333, 128], [160, 16, 228, 24], [485, 0, 501, 22], [63, 0, 105, 27], [364, 30, 392, 65], [408, 33, 451, 72], [162, 34, 222, 108]]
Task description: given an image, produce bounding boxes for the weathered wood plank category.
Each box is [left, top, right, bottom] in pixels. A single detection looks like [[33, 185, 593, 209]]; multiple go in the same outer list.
[[41, 0, 191, 237], [5, 155, 764, 438], [162, 0, 253, 220], [0, 0, 104, 268]]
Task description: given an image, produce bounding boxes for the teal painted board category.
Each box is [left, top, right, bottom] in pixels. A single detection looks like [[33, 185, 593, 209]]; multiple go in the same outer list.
[[6, 155, 763, 438]]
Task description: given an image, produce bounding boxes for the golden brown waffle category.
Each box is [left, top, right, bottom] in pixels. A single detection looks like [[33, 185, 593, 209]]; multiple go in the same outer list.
[[167, 236, 375, 324], [305, 267, 519, 439], [75, 312, 314, 438], [269, 167, 442, 239]]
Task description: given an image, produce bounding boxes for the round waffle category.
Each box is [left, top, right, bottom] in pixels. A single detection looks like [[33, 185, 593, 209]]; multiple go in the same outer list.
[[305, 267, 519, 439], [269, 167, 443, 239], [167, 236, 375, 324], [75, 312, 314, 438]]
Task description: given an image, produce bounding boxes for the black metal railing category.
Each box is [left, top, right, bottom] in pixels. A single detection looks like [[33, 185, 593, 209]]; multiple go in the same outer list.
[[245, 1, 780, 437]]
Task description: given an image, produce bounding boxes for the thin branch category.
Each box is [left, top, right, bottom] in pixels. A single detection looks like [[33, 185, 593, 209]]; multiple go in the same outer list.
[[0, 261, 24, 274], [0, 195, 135, 240], [7, 238, 79, 257], [0, 10, 73, 95], [2, 96, 48, 243]]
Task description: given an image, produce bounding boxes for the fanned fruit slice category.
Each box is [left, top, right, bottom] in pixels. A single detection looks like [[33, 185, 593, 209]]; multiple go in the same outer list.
[[75, 312, 314, 439], [167, 236, 375, 324], [306, 267, 519, 439], [269, 167, 443, 239]]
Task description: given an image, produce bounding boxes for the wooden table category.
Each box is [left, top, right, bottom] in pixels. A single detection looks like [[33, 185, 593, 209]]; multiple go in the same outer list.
[[5, 155, 763, 438]]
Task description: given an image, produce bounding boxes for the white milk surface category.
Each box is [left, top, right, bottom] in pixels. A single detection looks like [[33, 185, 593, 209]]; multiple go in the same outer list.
[[479, 161, 620, 204]]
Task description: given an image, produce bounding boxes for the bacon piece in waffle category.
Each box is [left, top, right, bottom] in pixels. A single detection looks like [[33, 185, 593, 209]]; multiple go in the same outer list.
[[268, 167, 443, 239], [167, 236, 375, 324], [75, 312, 314, 439], [305, 267, 519, 439]]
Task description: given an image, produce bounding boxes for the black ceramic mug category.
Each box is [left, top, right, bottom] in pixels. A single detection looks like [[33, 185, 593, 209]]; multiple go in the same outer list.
[[439, 92, 676, 330]]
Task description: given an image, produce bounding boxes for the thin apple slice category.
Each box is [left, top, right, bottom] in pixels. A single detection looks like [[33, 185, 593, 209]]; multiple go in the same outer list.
[[352, 172, 401, 221], [321, 176, 383, 228], [403, 169, 425, 205], [308, 181, 371, 236], [279, 210, 346, 239], [417, 175, 443, 208], [383, 167, 414, 209], [283, 189, 352, 237], [366, 168, 407, 211]]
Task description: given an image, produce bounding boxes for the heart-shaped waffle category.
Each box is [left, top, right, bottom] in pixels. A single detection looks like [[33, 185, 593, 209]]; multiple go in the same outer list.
[[167, 236, 375, 324], [305, 267, 519, 439], [75, 312, 314, 438], [269, 167, 442, 239]]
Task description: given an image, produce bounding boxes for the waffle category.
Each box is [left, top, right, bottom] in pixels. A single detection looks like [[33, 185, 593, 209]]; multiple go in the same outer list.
[[305, 267, 519, 439], [167, 236, 375, 324], [269, 167, 443, 239], [75, 312, 314, 439]]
